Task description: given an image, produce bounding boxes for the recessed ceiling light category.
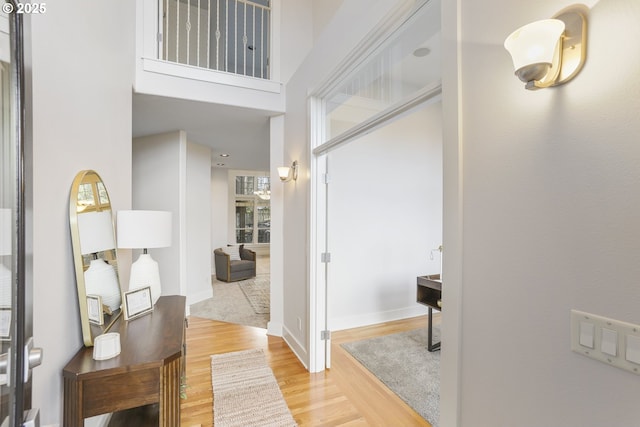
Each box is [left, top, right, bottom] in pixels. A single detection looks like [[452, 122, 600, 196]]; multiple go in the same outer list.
[[216, 163, 225, 167], [220, 153, 230, 157], [413, 47, 431, 58]]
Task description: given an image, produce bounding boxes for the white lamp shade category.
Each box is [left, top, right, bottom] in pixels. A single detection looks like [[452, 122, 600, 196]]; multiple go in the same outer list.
[[77, 211, 116, 255], [277, 167, 290, 181], [117, 210, 172, 249], [504, 19, 565, 72], [0, 209, 11, 256]]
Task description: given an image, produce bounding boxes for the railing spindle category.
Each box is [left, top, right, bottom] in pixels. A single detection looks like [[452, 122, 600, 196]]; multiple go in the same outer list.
[[243, 1, 247, 76], [251, 4, 255, 77], [197, 0, 201, 67], [159, 0, 270, 79], [175, 0, 180, 63], [186, 0, 191, 65], [260, 7, 263, 78]]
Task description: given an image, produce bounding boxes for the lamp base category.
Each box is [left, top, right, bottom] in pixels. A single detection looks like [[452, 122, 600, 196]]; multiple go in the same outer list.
[[129, 253, 162, 305], [85, 258, 122, 312]]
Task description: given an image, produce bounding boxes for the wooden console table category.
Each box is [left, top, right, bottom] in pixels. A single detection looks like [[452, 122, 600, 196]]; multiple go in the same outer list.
[[417, 275, 441, 352], [63, 295, 186, 426]]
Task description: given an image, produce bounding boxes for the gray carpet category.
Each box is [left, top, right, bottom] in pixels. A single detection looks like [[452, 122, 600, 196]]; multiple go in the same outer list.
[[341, 327, 440, 427], [190, 275, 270, 329]]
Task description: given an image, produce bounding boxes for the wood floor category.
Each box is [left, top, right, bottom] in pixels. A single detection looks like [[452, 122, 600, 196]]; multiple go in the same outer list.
[[180, 314, 439, 426]]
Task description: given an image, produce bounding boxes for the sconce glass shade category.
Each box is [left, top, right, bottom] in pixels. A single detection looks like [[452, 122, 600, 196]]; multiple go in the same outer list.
[[504, 19, 565, 83], [278, 161, 298, 182], [277, 167, 291, 181]]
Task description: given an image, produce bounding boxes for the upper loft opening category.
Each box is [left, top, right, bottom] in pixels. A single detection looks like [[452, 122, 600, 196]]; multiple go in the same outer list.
[[161, 0, 271, 80]]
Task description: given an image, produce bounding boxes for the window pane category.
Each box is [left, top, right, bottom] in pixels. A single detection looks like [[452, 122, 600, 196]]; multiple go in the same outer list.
[[235, 176, 255, 195], [256, 176, 270, 192], [258, 229, 270, 243], [236, 229, 254, 243], [257, 203, 270, 228], [322, 1, 441, 142], [236, 200, 254, 228]]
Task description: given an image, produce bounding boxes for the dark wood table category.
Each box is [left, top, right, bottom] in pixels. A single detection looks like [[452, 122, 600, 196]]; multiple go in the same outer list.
[[416, 275, 441, 352], [63, 295, 186, 426]]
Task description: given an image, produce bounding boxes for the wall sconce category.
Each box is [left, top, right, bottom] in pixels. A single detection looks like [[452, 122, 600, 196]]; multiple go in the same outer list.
[[504, 5, 587, 90], [278, 160, 298, 182]]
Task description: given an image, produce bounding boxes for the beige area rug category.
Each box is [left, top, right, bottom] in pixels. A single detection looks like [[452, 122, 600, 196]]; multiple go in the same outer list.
[[238, 276, 270, 314], [211, 349, 297, 427]]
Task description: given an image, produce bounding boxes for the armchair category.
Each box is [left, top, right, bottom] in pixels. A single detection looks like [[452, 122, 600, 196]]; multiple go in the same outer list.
[[214, 245, 256, 282]]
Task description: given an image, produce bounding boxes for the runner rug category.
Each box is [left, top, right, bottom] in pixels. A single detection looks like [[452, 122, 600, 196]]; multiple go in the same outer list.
[[211, 349, 297, 427]]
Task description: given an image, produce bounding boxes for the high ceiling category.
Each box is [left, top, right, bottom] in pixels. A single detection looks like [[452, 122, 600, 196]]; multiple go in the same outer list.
[[132, 94, 272, 171]]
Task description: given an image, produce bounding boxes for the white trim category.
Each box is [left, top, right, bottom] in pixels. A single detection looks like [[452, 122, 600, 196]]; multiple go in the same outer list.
[[439, 0, 463, 424], [313, 83, 442, 156], [282, 325, 309, 370], [179, 132, 188, 296], [330, 306, 429, 332], [310, 0, 427, 98], [266, 320, 283, 337], [141, 57, 282, 93], [308, 0, 442, 373], [186, 287, 213, 306]]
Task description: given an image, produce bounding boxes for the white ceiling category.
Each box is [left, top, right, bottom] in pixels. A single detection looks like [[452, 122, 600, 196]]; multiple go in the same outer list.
[[132, 94, 272, 171]]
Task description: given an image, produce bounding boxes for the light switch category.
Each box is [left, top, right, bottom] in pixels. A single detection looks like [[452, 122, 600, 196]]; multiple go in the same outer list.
[[601, 328, 618, 356], [579, 321, 595, 348], [625, 335, 640, 365]]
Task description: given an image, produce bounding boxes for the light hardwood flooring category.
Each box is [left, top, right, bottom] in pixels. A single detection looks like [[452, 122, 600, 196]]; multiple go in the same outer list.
[[180, 314, 439, 426]]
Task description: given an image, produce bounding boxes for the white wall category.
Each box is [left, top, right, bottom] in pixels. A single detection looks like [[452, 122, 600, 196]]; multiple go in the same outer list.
[[211, 167, 229, 268], [28, 1, 134, 424], [327, 102, 441, 331], [132, 133, 213, 306], [132, 132, 183, 297], [444, 0, 640, 425], [186, 142, 212, 304]]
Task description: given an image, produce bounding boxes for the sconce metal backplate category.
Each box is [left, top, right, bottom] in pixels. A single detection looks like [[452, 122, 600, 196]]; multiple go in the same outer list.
[[553, 4, 588, 86]]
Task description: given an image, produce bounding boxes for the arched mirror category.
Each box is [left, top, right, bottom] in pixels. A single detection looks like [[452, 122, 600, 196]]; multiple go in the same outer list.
[[69, 170, 122, 347]]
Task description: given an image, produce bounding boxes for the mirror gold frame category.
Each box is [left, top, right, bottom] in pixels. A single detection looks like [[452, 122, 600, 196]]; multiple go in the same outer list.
[[69, 170, 122, 347]]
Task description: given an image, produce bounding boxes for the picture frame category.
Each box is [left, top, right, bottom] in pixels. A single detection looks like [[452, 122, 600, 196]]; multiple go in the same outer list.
[[0, 307, 11, 341], [123, 286, 153, 320], [86, 294, 104, 325]]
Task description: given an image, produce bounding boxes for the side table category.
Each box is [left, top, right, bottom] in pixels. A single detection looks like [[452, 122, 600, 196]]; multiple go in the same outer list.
[[416, 275, 442, 352], [63, 295, 186, 426]]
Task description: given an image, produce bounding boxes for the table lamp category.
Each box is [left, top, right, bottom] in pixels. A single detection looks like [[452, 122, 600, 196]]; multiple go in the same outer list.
[[78, 210, 121, 312], [116, 210, 172, 305]]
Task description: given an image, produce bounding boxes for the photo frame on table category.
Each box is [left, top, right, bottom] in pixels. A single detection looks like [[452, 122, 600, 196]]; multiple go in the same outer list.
[[124, 286, 153, 320], [86, 294, 104, 325]]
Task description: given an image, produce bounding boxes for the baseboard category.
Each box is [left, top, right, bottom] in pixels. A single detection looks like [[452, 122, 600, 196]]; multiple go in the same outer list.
[[282, 325, 309, 370], [330, 305, 429, 331], [267, 320, 283, 337], [186, 287, 213, 307]]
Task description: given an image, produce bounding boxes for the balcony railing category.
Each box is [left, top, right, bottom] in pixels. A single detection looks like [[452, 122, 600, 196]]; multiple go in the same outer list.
[[160, 0, 270, 79]]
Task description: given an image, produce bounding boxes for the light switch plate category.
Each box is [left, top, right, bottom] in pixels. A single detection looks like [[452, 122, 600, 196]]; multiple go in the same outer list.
[[571, 310, 640, 375]]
